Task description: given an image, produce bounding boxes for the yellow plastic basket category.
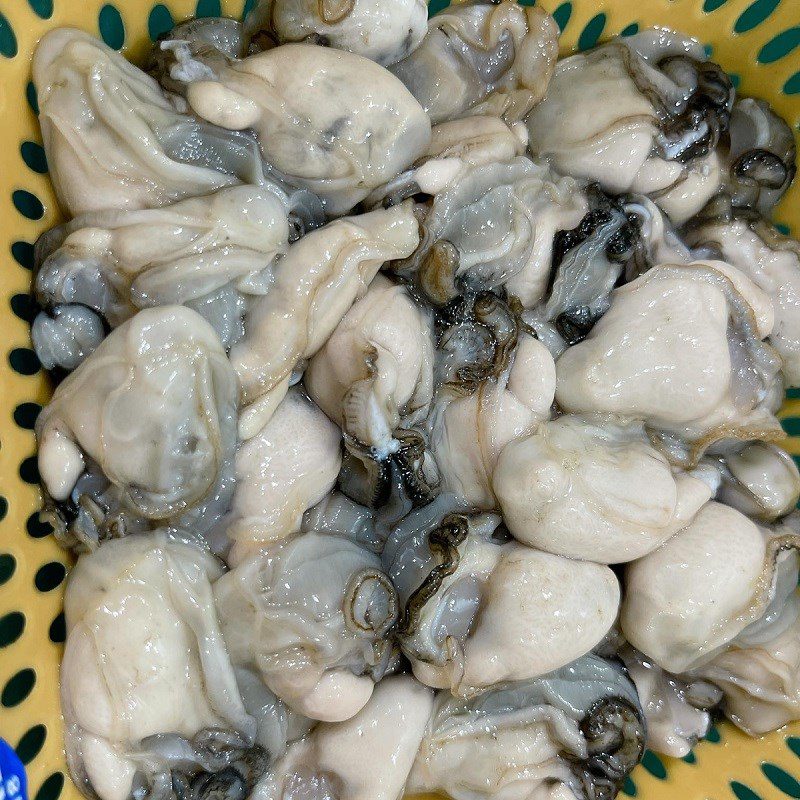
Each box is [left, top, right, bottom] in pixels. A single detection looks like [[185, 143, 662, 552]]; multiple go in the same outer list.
[[0, 1, 799, 799]]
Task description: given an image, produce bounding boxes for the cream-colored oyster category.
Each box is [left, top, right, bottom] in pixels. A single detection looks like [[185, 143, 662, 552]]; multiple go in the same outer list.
[[495, 415, 716, 563], [62, 532, 258, 800], [306, 274, 434, 458], [33, 29, 263, 216], [185, 44, 430, 214], [253, 675, 433, 800], [231, 202, 420, 438], [225, 389, 342, 567], [246, 0, 428, 66], [555, 261, 782, 465], [390, 0, 558, 123]]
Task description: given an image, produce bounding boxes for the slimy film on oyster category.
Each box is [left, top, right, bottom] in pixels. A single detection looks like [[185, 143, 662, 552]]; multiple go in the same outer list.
[[18, 1, 800, 799]]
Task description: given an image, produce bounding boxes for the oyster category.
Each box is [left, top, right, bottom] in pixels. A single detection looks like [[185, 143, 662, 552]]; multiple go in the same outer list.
[[555, 261, 783, 465], [32, 185, 293, 363], [401, 157, 587, 308], [254, 675, 433, 800], [390, 0, 558, 124], [61, 531, 262, 800], [182, 43, 431, 214], [408, 654, 646, 800], [214, 520, 398, 722], [245, 0, 428, 66], [224, 388, 342, 567], [494, 415, 717, 563], [621, 502, 799, 673], [724, 97, 797, 215], [687, 204, 800, 386], [36, 306, 237, 551], [231, 202, 421, 438], [527, 29, 734, 224], [33, 28, 263, 216], [384, 501, 620, 695], [306, 274, 435, 458]]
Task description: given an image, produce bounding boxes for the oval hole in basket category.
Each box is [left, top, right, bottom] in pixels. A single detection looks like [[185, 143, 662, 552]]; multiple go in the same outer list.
[[2, 669, 36, 708], [34, 773, 64, 800], [27, 512, 53, 539], [731, 781, 764, 800], [0, 12, 17, 58], [734, 0, 780, 34], [0, 554, 15, 586], [27, 0, 53, 19], [759, 27, 800, 63], [99, 4, 125, 49], [14, 403, 41, 431], [578, 12, 606, 50], [16, 725, 46, 766], [0, 612, 24, 648], [552, 2, 573, 33], [20, 142, 48, 174], [784, 71, 800, 95], [9, 348, 41, 376], [762, 763, 800, 798], [48, 612, 65, 644], [12, 190, 44, 220], [34, 562, 66, 593], [148, 4, 174, 40]]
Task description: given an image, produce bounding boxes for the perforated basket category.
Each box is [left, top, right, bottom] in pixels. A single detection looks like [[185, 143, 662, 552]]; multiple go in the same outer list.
[[0, 1, 799, 798]]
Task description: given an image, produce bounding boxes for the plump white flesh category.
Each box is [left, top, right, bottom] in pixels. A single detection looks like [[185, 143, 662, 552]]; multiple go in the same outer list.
[[428, 336, 556, 508], [555, 261, 781, 460], [186, 44, 431, 214], [33, 29, 260, 215], [247, 0, 428, 66], [61, 532, 253, 800], [495, 415, 715, 562], [688, 217, 800, 386], [253, 675, 433, 800], [214, 529, 397, 722], [225, 389, 342, 567], [306, 274, 434, 456], [37, 306, 237, 523], [231, 203, 421, 438], [621, 501, 783, 673]]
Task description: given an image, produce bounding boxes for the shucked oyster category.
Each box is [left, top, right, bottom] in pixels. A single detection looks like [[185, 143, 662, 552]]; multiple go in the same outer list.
[[527, 29, 734, 224], [401, 157, 587, 308], [306, 274, 435, 458], [407, 654, 646, 800], [245, 0, 428, 67], [724, 97, 797, 216], [231, 202, 420, 438], [494, 415, 717, 563], [32, 29, 264, 216], [427, 327, 556, 509], [254, 675, 433, 800], [61, 531, 262, 800], [181, 43, 431, 214], [715, 441, 800, 523], [555, 261, 783, 466], [619, 646, 720, 759], [688, 541, 800, 735], [32, 185, 292, 366], [224, 388, 342, 567], [384, 500, 620, 695], [390, 0, 559, 124], [621, 501, 798, 673], [622, 504, 800, 735], [687, 203, 800, 386], [214, 518, 398, 722], [36, 306, 237, 551]]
